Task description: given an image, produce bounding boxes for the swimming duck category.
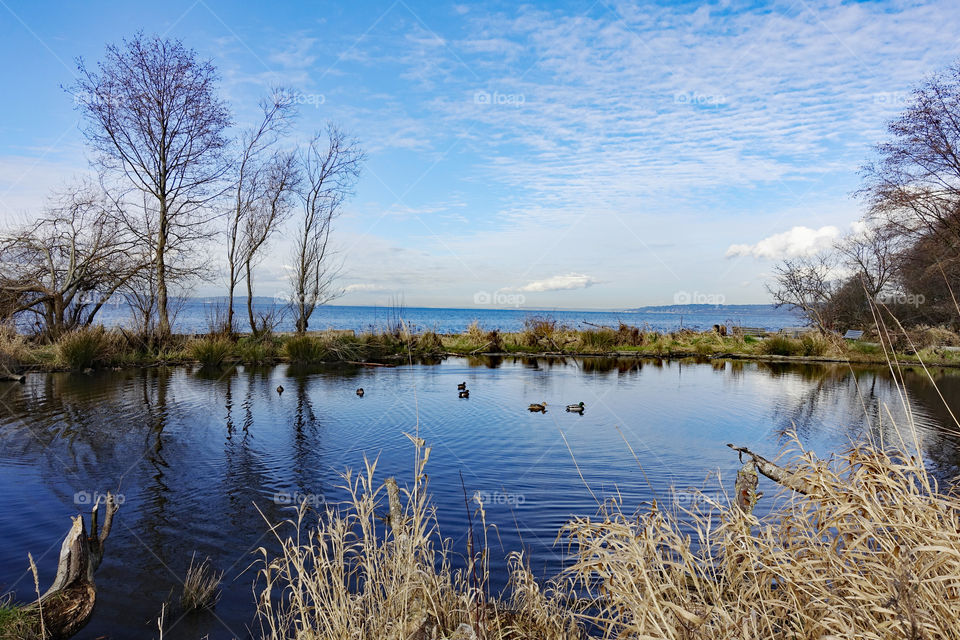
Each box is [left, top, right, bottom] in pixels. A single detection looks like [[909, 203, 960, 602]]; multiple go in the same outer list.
[[566, 402, 584, 413], [528, 402, 547, 412], [356, 388, 364, 397], [457, 381, 467, 390], [276, 385, 284, 396], [459, 389, 470, 398]]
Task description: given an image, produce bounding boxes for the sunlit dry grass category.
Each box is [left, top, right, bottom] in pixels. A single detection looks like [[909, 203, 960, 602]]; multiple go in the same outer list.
[[252, 419, 960, 640]]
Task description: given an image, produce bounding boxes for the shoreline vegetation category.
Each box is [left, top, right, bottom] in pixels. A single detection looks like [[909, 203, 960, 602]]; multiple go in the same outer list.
[[2, 317, 960, 375], [252, 437, 960, 638]]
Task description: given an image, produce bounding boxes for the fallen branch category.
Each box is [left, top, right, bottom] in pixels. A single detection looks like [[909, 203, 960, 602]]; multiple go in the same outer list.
[[727, 443, 812, 495]]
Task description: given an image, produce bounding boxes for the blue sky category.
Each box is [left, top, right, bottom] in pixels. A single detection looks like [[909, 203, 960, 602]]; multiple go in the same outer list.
[[1, 0, 958, 309]]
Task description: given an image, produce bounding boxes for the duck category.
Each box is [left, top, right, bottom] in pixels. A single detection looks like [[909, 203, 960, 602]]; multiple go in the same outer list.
[[356, 388, 364, 397], [276, 385, 284, 396], [459, 389, 470, 398], [566, 401, 585, 413], [528, 402, 547, 412], [457, 381, 467, 390]]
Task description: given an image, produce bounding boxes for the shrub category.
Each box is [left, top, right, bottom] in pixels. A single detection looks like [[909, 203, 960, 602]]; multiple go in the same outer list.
[[189, 337, 233, 368], [616, 322, 642, 346], [760, 335, 803, 356], [56, 326, 117, 369], [284, 335, 325, 363]]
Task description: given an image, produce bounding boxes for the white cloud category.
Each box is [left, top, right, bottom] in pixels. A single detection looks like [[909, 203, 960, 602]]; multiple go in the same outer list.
[[518, 273, 599, 292], [725, 225, 840, 260]]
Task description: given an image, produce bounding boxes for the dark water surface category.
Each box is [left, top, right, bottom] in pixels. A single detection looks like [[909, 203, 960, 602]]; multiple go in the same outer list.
[[1, 357, 959, 639]]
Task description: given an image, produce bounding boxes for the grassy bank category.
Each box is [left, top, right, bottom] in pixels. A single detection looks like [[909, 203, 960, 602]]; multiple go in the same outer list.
[[251, 436, 960, 639], [2, 319, 960, 373]]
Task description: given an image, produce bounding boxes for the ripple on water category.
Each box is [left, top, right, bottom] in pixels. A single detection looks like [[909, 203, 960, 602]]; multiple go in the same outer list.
[[0, 358, 958, 639]]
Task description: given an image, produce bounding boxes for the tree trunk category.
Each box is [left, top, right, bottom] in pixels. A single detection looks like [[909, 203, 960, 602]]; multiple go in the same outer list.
[[245, 260, 256, 334], [23, 493, 120, 639], [156, 210, 170, 342]]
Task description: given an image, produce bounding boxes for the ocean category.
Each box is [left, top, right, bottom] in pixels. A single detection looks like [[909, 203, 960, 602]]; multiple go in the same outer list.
[[93, 297, 804, 334]]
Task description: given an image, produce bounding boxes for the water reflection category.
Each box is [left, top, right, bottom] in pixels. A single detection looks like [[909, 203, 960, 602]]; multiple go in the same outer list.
[[1, 357, 959, 638]]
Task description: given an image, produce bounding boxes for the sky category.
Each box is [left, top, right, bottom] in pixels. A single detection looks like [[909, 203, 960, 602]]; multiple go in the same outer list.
[[1, 0, 959, 310]]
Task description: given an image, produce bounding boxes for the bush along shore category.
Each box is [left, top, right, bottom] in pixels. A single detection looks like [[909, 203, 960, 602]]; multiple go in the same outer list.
[[2, 318, 960, 374]]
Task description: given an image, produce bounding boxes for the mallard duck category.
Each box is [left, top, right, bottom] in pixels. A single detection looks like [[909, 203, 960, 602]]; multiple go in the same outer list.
[[459, 389, 470, 398], [457, 381, 467, 390], [528, 402, 547, 412], [356, 388, 364, 397], [566, 401, 584, 413], [276, 385, 284, 396]]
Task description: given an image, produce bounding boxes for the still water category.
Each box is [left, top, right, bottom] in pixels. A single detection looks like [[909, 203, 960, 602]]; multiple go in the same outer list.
[[1, 356, 958, 638]]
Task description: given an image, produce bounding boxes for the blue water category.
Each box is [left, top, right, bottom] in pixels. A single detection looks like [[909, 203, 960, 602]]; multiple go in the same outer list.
[[92, 298, 804, 334], [1, 357, 958, 638]]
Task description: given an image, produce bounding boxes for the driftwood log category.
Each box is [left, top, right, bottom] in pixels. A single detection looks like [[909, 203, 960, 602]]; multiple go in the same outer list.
[[0, 371, 25, 383], [728, 443, 814, 517], [23, 493, 120, 639]]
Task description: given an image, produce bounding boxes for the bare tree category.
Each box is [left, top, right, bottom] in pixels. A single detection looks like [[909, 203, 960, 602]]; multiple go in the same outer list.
[[289, 126, 364, 334], [834, 223, 898, 299], [225, 93, 297, 335], [0, 183, 144, 340], [860, 61, 960, 244], [767, 254, 840, 329], [242, 149, 299, 334], [72, 33, 231, 341]]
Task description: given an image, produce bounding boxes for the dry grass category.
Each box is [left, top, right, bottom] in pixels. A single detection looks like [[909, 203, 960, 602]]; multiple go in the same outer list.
[[55, 326, 119, 369], [0, 323, 32, 372], [181, 553, 223, 613], [564, 437, 960, 639], [252, 427, 960, 640]]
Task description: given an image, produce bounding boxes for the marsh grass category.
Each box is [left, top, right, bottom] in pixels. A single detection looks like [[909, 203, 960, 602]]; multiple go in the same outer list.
[[189, 337, 233, 367], [0, 323, 32, 372], [236, 335, 279, 365], [284, 335, 326, 363], [181, 553, 223, 613], [55, 326, 118, 369]]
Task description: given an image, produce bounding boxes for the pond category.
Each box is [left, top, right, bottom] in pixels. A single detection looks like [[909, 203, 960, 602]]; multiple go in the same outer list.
[[1, 356, 959, 639]]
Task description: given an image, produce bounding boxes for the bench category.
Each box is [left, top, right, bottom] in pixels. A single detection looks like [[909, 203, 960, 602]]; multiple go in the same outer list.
[[778, 327, 815, 339], [732, 326, 768, 337], [843, 330, 864, 340]]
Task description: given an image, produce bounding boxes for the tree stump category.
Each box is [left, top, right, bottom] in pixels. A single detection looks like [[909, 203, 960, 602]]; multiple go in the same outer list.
[[22, 493, 120, 639]]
